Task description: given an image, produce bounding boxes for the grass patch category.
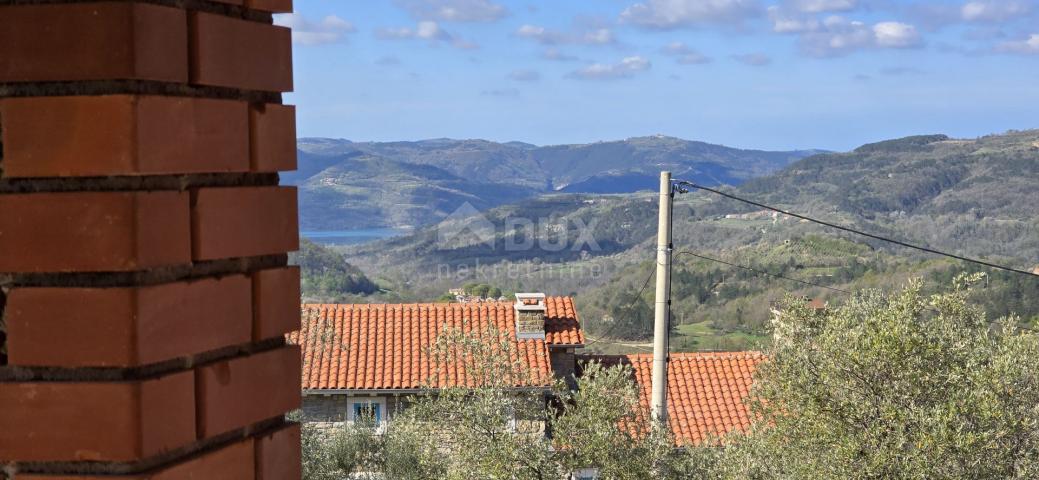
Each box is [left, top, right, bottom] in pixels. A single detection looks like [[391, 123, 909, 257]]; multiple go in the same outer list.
[[671, 321, 768, 352]]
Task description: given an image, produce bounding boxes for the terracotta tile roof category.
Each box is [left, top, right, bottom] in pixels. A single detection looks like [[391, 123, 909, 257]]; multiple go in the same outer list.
[[544, 296, 584, 346], [578, 351, 764, 445], [807, 298, 827, 310], [290, 297, 583, 391]]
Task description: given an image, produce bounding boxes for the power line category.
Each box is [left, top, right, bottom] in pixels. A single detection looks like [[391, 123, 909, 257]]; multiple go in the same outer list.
[[673, 180, 1039, 279], [585, 265, 656, 348], [672, 250, 852, 294], [582, 335, 653, 352], [666, 188, 676, 354]]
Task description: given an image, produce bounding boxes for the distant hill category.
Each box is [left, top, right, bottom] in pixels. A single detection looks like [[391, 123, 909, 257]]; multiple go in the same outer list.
[[291, 136, 821, 230], [343, 129, 1039, 269], [284, 151, 537, 230], [732, 130, 1039, 260], [739, 132, 1039, 219], [535, 135, 820, 191], [290, 238, 379, 302], [335, 129, 1039, 345]]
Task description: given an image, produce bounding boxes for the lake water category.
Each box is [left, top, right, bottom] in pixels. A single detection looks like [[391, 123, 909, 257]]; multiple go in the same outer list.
[[301, 228, 408, 245]]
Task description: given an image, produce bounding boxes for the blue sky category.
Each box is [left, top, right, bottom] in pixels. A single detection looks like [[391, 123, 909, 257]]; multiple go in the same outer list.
[[277, 0, 1039, 151]]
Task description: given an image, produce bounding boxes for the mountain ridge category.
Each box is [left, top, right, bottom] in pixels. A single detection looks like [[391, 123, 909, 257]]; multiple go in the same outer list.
[[337, 129, 1039, 288], [323, 129, 1039, 350], [293, 135, 823, 230]]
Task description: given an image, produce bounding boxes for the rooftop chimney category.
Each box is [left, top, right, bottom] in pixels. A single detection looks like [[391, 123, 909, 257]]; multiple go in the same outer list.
[[514, 293, 546, 340]]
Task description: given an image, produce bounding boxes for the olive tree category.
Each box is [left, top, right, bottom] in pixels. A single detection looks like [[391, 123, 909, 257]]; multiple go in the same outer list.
[[551, 361, 706, 479], [713, 274, 1039, 479], [301, 323, 703, 479]]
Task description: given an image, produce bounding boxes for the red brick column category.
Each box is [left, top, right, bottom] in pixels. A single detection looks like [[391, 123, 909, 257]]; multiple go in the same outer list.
[[0, 1, 302, 478]]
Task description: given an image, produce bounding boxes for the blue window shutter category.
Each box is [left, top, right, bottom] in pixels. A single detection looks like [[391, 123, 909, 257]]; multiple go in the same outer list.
[[352, 402, 382, 422]]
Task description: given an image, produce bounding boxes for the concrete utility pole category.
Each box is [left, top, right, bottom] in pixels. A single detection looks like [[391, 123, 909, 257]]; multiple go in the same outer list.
[[651, 171, 673, 425]]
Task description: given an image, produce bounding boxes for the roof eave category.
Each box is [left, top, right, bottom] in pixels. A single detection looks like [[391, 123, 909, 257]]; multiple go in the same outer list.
[[548, 343, 585, 349], [303, 385, 554, 396]]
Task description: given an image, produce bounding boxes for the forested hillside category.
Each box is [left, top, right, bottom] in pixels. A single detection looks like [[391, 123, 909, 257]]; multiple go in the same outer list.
[[285, 152, 539, 230], [330, 130, 1039, 351], [291, 239, 380, 302], [579, 236, 1039, 352], [734, 131, 1039, 259], [291, 136, 819, 229]]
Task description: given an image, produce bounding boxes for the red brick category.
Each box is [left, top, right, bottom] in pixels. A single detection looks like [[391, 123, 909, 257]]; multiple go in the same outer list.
[[0, 3, 187, 83], [0, 372, 195, 462], [252, 267, 301, 341], [246, 0, 293, 13], [250, 103, 298, 172], [15, 439, 255, 480], [195, 346, 301, 438], [13, 473, 148, 479], [156, 439, 254, 479], [6, 276, 252, 368], [0, 191, 190, 273], [191, 186, 299, 261], [190, 12, 293, 92], [256, 423, 302, 480], [0, 96, 249, 178], [136, 97, 249, 174]]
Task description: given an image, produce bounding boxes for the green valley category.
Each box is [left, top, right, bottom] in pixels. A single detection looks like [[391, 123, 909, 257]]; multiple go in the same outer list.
[[305, 129, 1039, 353]]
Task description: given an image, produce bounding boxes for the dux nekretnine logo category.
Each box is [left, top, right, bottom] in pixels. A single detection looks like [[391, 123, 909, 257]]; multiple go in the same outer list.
[[436, 202, 497, 249]]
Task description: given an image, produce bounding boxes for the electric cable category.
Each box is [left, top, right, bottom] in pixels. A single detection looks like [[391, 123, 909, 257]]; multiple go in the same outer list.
[[672, 250, 853, 294], [672, 180, 1039, 278], [585, 263, 656, 348]]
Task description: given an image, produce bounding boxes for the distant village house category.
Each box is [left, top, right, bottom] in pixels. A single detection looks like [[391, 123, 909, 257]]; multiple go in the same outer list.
[[290, 293, 764, 446], [291, 294, 583, 430]]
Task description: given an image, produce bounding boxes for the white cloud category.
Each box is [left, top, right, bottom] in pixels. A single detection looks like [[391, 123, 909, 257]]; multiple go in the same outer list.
[[660, 41, 713, 64], [568, 56, 651, 80], [996, 33, 1039, 54], [798, 16, 874, 56], [620, 0, 761, 29], [416, 21, 449, 40], [542, 48, 579, 61], [507, 69, 541, 82], [376, 21, 478, 49], [961, 1, 1033, 22], [516, 25, 542, 36], [767, 6, 821, 33], [274, 14, 357, 46], [583, 28, 616, 45], [516, 24, 562, 44], [660, 41, 690, 54], [732, 52, 772, 65], [394, 0, 507, 22], [788, 0, 856, 13], [794, 16, 922, 56], [909, 1, 1036, 30], [873, 22, 922, 48], [515, 24, 616, 46]]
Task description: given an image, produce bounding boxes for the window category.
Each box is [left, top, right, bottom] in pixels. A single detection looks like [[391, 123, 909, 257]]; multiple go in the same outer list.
[[505, 404, 517, 433], [572, 468, 600, 480], [348, 397, 386, 424], [352, 402, 381, 422]]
